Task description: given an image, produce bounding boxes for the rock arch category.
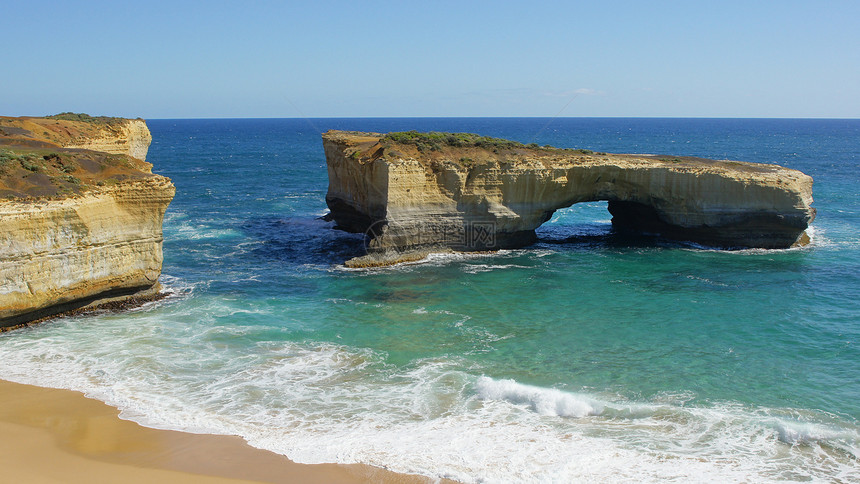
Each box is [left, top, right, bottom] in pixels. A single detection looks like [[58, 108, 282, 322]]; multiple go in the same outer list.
[[322, 131, 815, 267]]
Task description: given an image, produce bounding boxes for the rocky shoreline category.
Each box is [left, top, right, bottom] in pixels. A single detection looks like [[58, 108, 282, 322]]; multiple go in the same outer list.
[[0, 291, 168, 333]]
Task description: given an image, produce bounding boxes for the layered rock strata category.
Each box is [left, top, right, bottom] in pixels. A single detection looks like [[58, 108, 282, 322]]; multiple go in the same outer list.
[[0, 115, 174, 328], [0, 114, 151, 159], [323, 130, 815, 267], [63, 118, 152, 161]]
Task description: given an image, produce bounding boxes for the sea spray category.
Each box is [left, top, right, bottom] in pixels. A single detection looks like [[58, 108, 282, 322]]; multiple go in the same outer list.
[[2, 319, 857, 482], [475, 376, 603, 418]]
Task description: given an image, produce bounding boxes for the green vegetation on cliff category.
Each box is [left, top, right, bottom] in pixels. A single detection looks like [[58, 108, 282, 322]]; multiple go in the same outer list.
[[0, 115, 153, 199], [0, 145, 142, 198], [384, 130, 525, 152], [382, 130, 599, 156], [45, 112, 128, 125]]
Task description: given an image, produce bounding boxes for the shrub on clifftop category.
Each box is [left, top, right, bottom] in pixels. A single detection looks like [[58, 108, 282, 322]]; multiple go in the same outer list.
[[45, 112, 126, 125], [383, 131, 527, 152]]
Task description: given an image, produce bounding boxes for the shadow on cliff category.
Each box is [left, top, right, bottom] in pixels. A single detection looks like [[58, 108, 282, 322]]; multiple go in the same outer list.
[[534, 227, 689, 251], [533, 216, 670, 250], [239, 216, 365, 265], [238, 216, 700, 267], [238, 215, 812, 268]]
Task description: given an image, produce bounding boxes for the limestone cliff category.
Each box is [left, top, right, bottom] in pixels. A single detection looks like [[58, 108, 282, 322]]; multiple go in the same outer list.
[[0, 114, 174, 328], [0, 114, 151, 160], [323, 130, 815, 267], [63, 118, 152, 161]]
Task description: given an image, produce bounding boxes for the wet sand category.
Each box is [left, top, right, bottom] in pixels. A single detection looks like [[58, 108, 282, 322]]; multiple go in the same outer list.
[[0, 379, 440, 483]]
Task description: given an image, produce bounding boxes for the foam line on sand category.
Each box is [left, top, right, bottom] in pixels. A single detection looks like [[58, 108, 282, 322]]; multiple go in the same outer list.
[[0, 379, 441, 484]]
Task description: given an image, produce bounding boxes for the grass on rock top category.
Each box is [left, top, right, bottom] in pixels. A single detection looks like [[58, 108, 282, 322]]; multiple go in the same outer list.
[[375, 131, 773, 174], [0, 147, 150, 199], [0, 114, 158, 199], [44, 112, 132, 126], [382, 130, 598, 155], [384, 130, 526, 152]]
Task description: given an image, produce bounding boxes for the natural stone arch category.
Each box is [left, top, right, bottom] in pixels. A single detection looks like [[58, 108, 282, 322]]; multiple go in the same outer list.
[[322, 131, 815, 267]]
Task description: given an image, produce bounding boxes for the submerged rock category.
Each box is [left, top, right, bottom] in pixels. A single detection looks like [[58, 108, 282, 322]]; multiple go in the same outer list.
[[323, 130, 815, 267]]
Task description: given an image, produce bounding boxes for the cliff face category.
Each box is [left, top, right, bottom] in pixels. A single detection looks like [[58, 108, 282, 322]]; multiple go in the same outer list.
[[0, 179, 174, 326], [0, 115, 151, 160], [0, 114, 174, 328], [323, 131, 815, 267], [63, 118, 153, 161]]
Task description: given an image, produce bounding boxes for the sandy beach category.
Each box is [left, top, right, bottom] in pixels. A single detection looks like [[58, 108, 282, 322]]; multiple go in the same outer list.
[[0, 379, 438, 484]]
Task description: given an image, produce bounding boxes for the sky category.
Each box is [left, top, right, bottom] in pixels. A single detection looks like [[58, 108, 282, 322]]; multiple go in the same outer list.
[[2, 0, 858, 118]]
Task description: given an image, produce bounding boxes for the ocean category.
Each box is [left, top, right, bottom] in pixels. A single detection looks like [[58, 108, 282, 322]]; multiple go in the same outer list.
[[1, 118, 858, 482]]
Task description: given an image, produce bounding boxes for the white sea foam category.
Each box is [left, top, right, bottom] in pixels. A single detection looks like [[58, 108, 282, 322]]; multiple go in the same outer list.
[[164, 212, 243, 241], [475, 376, 603, 418], [1, 316, 858, 483], [773, 418, 851, 446], [460, 263, 530, 274], [685, 274, 733, 288], [332, 249, 510, 273], [679, 224, 832, 256], [801, 224, 851, 250], [157, 274, 199, 298]]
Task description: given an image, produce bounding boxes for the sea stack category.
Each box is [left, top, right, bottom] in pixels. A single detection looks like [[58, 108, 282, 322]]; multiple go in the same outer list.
[[0, 114, 175, 329], [323, 130, 815, 267]]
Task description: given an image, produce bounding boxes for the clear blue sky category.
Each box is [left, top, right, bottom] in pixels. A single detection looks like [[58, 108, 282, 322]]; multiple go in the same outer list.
[[2, 0, 857, 118]]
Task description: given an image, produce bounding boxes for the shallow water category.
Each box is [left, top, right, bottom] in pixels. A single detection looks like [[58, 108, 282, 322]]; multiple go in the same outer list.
[[1, 118, 858, 482]]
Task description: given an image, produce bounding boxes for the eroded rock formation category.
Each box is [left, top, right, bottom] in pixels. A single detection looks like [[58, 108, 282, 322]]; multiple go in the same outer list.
[[0, 114, 174, 328], [63, 118, 152, 161], [323, 130, 815, 267]]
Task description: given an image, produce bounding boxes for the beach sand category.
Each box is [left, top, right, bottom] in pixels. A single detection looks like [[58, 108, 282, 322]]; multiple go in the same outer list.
[[0, 379, 441, 483]]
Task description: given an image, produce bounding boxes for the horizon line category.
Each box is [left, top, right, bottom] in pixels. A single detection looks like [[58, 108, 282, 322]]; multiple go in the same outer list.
[[137, 115, 860, 121]]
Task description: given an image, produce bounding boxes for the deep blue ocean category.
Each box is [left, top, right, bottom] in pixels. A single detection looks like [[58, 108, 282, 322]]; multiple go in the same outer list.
[[1, 118, 858, 482]]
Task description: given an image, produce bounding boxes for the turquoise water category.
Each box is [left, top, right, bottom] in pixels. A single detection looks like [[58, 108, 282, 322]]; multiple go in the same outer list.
[[1, 118, 858, 482]]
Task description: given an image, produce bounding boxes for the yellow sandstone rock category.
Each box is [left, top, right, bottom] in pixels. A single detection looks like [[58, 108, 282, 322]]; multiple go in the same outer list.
[[63, 118, 153, 161], [323, 130, 815, 267], [0, 115, 174, 328]]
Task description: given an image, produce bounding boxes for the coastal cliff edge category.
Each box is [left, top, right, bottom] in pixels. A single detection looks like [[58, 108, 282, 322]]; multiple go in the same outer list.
[[0, 114, 175, 329]]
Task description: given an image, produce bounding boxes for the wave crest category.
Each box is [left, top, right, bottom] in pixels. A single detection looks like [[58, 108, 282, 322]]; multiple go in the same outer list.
[[475, 376, 603, 418]]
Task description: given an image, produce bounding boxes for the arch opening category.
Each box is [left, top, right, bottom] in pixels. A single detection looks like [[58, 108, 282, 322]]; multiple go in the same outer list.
[[535, 200, 613, 244]]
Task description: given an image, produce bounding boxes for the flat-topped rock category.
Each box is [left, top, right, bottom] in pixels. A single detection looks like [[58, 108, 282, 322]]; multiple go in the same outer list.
[[0, 114, 174, 329], [323, 130, 815, 267]]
